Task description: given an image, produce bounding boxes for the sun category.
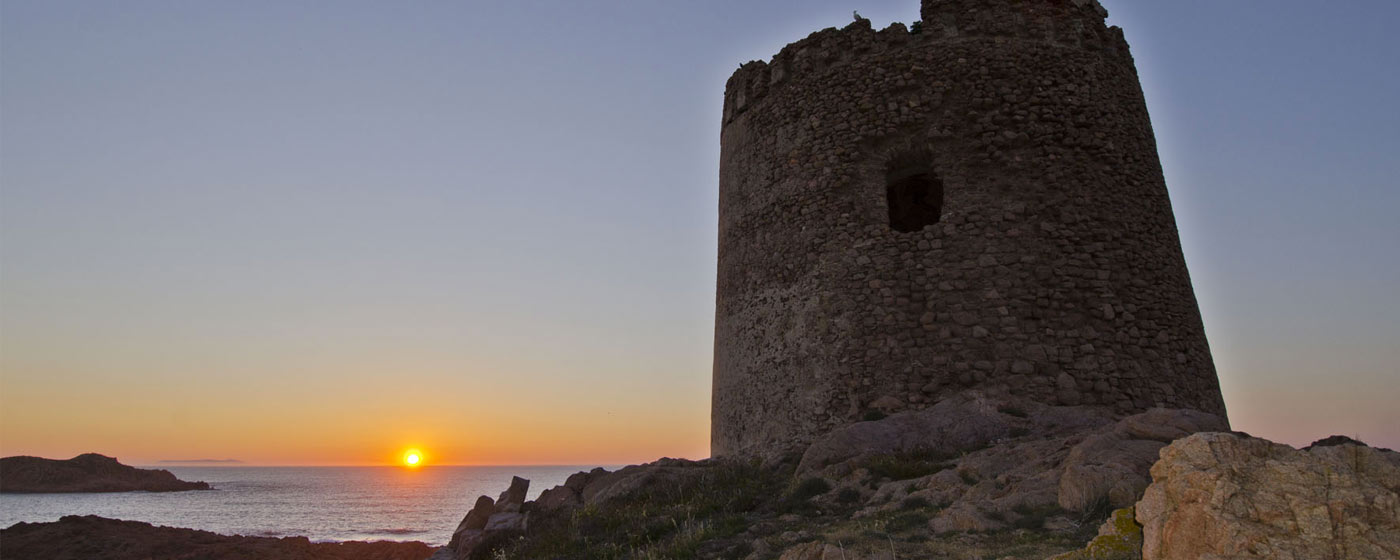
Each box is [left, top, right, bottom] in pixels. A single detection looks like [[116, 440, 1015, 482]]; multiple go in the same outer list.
[[402, 449, 423, 467]]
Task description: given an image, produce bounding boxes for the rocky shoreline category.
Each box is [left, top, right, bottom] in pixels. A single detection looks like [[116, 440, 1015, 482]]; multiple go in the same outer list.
[[0, 515, 436, 560], [0, 453, 210, 493], [425, 391, 1400, 560]]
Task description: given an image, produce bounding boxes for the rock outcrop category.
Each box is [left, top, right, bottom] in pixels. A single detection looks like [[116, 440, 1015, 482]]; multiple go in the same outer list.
[[431, 476, 531, 560], [801, 391, 1225, 533], [0, 515, 434, 560], [1137, 432, 1400, 560], [428, 391, 1230, 559], [0, 453, 210, 493]]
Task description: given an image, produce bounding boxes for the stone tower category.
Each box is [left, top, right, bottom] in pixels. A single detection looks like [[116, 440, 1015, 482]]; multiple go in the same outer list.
[[713, 0, 1228, 458]]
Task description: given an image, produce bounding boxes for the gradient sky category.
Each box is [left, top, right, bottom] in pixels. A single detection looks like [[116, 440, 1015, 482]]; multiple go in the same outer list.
[[2, 1, 1396, 466]]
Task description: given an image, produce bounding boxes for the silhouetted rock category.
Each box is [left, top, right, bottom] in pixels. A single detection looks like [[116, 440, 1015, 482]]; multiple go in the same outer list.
[[0, 515, 435, 560], [0, 453, 210, 493], [432, 479, 531, 560]]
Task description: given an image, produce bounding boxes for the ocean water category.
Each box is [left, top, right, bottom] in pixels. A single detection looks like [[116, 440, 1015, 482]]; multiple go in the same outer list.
[[0, 465, 600, 546]]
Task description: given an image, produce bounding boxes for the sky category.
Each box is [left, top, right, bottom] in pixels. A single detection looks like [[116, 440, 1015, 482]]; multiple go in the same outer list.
[[1, 1, 1396, 466]]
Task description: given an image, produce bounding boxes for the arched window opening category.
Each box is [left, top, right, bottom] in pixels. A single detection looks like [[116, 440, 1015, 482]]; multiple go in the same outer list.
[[885, 153, 944, 233]]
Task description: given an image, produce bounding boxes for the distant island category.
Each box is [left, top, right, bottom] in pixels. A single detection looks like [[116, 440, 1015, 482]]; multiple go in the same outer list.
[[157, 459, 244, 464], [0, 453, 211, 493]]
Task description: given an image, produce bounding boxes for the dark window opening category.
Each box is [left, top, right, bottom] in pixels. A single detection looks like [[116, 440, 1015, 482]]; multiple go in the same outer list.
[[886, 161, 944, 233]]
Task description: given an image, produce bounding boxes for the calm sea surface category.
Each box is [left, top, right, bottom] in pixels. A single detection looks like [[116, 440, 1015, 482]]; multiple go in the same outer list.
[[0, 465, 601, 546]]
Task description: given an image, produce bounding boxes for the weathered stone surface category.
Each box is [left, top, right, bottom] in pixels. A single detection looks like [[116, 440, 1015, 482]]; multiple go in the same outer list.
[[1137, 432, 1400, 560], [0, 454, 210, 493], [483, 512, 526, 533], [532, 485, 581, 511], [712, 0, 1228, 459], [438, 479, 531, 560], [450, 495, 494, 542], [797, 392, 1018, 473], [494, 476, 528, 513], [1058, 408, 1226, 512], [579, 458, 711, 506], [826, 394, 1223, 534]]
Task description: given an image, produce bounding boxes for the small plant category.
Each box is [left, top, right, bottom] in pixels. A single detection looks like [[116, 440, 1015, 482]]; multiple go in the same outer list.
[[862, 409, 888, 422], [909, 21, 924, 35], [957, 469, 979, 485], [998, 404, 1029, 418], [835, 487, 861, 504]]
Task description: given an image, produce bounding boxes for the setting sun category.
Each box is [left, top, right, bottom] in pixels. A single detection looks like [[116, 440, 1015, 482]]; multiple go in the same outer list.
[[402, 449, 423, 467]]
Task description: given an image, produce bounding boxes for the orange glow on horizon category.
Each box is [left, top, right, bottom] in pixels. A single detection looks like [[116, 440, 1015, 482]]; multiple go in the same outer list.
[[402, 449, 423, 467]]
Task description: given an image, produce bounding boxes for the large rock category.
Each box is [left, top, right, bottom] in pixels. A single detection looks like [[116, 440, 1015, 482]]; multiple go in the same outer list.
[[495, 476, 529, 512], [0, 453, 210, 493], [1057, 408, 1226, 512], [797, 392, 1114, 474], [578, 458, 711, 506], [814, 391, 1223, 534], [436, 479, 531, 560], [1136, 432, 1400, 560]]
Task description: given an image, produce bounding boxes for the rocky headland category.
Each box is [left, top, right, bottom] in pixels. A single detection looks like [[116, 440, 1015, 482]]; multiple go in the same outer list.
[[0, 453, 211, 493], [0, 515, 436, 560], [425, 391, 1399, 560]]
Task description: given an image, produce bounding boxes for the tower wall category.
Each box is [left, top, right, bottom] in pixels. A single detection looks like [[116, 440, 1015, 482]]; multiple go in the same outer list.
[[713, 0, 1228, 458]]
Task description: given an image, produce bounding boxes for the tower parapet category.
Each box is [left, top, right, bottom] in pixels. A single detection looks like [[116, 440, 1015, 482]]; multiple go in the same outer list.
[[713, 0, 1227, 458]]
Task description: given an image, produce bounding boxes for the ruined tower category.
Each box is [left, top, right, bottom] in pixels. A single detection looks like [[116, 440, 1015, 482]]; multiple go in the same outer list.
[[713, 0, 1228, 458]]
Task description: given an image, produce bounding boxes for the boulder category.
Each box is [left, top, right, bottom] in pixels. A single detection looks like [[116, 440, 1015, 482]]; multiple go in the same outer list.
[[1057, 408, 1226, 512], [841, 399, 1223, 533], [495, 476, 529, 512], [438, 479, 531, 560], [797, 392, 1029, 473], [533, 485, 582, 511], [1136, 432, 1400, 560], [483, 512, 526, 533], [579, 458, 710, 506]]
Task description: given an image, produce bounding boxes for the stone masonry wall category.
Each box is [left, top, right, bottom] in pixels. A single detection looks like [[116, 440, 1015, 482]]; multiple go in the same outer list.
[[713, 0, 1228, 458]]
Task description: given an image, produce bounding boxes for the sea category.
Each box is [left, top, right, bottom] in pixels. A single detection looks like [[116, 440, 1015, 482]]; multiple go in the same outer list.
[[0, 465, 603, 546]]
